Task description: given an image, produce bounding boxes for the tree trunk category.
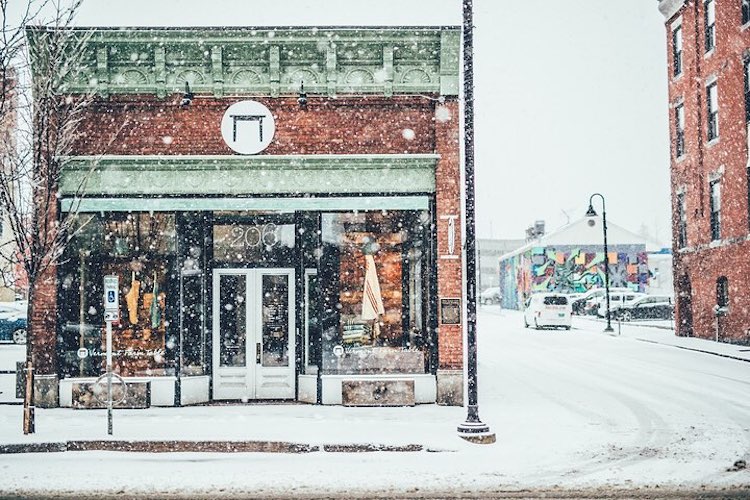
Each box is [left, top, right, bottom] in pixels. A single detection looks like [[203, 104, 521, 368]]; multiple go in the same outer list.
[[22, 284, 35, 434]]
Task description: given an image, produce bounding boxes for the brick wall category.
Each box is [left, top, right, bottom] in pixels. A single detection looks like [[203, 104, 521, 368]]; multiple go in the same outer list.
[[31, 260, 57, 375], [663, 0, 750, 343], [73, 96, 436, 156], [434, 99, 464, 369]]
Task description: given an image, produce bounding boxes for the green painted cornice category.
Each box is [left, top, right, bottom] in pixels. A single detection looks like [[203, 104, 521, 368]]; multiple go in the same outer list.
[[60, 154, 439, 196], [27, 26, 460, 98]]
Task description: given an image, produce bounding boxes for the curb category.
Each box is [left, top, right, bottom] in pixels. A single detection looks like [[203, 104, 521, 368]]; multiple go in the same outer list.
[[0, 440, 428, 454], [634, 338, 750, 363]]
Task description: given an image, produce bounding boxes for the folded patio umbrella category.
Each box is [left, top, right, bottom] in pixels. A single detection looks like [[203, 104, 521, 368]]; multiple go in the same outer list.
[[361, 254, 385, 322]]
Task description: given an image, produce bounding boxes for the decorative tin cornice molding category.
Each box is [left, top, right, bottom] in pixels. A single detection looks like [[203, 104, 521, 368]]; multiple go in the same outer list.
[[60, 154, 439, 196], [658, 0, 686, 21], [27, 26, 460, 98]]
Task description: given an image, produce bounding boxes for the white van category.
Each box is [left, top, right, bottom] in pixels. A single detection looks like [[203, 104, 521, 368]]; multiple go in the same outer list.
[[523, 293, 572, 330]]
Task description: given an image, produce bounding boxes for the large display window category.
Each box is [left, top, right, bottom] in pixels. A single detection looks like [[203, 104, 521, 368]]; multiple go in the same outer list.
[[316, 210, 431, 375], [58, 212, 179, 378]]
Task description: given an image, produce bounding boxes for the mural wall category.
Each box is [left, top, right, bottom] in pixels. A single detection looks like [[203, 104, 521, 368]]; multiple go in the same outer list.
[[500, 245, 649, 310]]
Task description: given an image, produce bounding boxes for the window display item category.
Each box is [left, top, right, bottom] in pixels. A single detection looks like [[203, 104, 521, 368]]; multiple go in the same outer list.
[[125, 272, 140, 325], [361, 254, 384, 340], [150, 272, 161, 328], [361, 254, 385, 321]]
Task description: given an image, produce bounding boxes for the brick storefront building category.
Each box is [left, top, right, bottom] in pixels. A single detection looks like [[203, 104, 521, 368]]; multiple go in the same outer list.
[[658, 0, 750, 343], [27, 26, 466, 408]]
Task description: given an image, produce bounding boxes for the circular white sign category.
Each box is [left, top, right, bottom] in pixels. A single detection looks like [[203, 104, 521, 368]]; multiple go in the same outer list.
[[332, 345, 345, 358], [77, 348, 89, 359], [221, 100, 275, 155]]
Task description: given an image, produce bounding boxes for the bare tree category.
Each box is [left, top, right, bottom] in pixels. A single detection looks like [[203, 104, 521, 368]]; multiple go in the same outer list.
[[0, 0, 111, 434]]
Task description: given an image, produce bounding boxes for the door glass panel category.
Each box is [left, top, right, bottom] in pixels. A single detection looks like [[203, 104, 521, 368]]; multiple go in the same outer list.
[[219, 274, 246, 367], [262, 274, 289, 367]]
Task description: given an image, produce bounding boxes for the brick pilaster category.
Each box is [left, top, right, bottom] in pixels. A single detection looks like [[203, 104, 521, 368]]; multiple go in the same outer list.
[[434, 99, 464, 370]]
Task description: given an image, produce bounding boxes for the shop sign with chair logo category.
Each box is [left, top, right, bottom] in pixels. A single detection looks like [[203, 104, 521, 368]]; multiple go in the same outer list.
[[221, 100, 276, 155]]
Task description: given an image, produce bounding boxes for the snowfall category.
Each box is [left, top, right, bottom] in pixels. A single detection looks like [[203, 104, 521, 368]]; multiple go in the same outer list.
[[0, 308, 748, 498]]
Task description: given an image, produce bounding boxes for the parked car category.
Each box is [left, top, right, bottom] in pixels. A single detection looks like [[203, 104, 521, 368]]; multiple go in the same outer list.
[[595, 292, 647, 318], [614, 295, 674, 321], [0, 303, 27, 344], [573, 287, 632, 315], [479, 287, 501, 305], [523, 293, 572, 330]]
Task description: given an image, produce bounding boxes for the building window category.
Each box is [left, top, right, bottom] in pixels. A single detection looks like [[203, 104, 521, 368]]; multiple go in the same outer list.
[[716, 276, 729, 307], [677, 192, 687, 247], [744, 0, 750, 25], [675, 102, 685, 157], [707, 81, 719, 141], [58, 212, 178, 378], [705, 0, 716, 52], [319, 210, 431, 375], [709, 179, 721, 240], [672, 25, 683, 77]]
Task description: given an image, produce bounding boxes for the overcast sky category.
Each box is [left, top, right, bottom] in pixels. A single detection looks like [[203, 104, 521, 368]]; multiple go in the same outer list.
[[16, 0, 671, 244]]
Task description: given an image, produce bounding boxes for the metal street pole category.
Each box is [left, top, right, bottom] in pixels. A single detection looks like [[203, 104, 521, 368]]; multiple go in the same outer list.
[[103, 275, 119, 435], [587, 193, 614, 333], [106, 319, 113, 435], [457, 0, 494, 444]]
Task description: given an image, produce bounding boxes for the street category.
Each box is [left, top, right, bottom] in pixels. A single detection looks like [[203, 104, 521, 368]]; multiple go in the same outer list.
[[0, 308, 747, 498]]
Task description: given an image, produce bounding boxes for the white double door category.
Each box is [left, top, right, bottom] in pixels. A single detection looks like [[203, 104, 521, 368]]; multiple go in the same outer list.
[[212, 268, 295, 400]]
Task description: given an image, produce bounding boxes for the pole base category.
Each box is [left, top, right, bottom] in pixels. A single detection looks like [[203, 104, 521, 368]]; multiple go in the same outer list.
[[457, 422, 496, 444], [603, 326, 614, 333], [458, 407, 495, 443]]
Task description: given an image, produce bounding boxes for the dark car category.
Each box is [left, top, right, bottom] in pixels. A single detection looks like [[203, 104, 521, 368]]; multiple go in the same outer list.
[[0, 303, 27, 344], [615, 295, 674, 321]]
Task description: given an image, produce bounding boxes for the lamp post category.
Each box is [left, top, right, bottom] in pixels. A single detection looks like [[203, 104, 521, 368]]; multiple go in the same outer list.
[[457, 0, 495, 444], [586, 193, 614, 333]]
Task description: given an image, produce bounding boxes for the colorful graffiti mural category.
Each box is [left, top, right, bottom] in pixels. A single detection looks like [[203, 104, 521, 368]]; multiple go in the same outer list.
[[500, 245, 649, 310]]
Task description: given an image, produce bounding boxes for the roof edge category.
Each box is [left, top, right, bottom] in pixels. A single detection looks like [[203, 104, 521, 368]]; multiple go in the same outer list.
[[25, 25, 461, 32], [657, 0, 686, 21]]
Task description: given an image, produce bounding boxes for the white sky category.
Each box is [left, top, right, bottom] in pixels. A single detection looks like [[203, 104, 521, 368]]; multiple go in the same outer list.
[[17, 0, 671, 244]]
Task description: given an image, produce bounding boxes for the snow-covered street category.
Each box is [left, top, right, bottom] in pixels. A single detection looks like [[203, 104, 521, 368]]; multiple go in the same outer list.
[[0, 309, 748, 498]]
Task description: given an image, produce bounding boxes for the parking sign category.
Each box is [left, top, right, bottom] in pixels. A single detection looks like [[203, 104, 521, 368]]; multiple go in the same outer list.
[[103, 275, 119, 321]]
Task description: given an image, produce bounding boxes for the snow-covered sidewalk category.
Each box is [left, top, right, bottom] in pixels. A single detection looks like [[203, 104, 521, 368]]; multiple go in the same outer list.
[[570, 311, 750, 362], [0, 403, 466, 451]]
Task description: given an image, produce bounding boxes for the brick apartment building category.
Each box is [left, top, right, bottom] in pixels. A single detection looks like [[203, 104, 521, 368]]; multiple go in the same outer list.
[[658, 0, 750, 343], [0, 69, 21, 302], [26, 26, 467, 409]]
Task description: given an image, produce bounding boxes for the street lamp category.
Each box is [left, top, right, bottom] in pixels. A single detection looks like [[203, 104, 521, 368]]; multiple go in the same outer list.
[[586, 193, 614, 333], [457, 0, 495, 444]]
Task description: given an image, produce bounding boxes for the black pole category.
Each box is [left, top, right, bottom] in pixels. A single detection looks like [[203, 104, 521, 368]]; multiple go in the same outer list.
[[589, 193, 614, 333], [457, 0, 493, 443]]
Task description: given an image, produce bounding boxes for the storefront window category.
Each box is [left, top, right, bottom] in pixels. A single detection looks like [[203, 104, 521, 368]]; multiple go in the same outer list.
[[317, 210, 430, 375], [59, 212, 177, 378]]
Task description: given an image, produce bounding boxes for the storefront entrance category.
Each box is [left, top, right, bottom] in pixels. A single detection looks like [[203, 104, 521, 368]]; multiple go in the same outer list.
[[211, 269, 295, 400]]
